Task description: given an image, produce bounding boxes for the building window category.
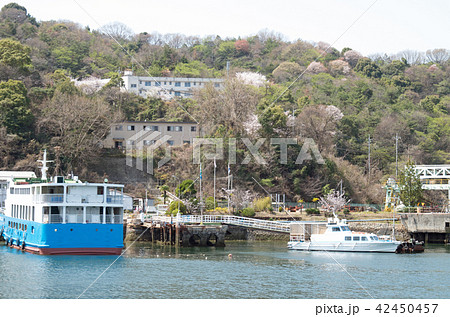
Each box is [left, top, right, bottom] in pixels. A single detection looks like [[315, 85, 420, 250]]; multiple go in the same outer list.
[[115, 125, 123, 131], [183, 140, 190, 145], [131, 84, 137, 88], [126, 140, 135, 145], [169, 82, 172, 85], [143, 125, 158, 131], [145, 81, 151, 86], [167, 126, 173, 132], [143, 140, 155, 146], [193, 82, 196, 86], [167, 140, 174, 146], [115, 141, 123, 148], [185, 82, 191, 87], [164, 82, 167, 85], [175, 82, 181, 87], [191, 126, 197, 132], [127, 125, 135, 131], [214, 83, 220, 87], [174, 91, 181, 96], [139, 81, 142, 85], [155, 82, 161, 87], [175, 126, 183, 132]]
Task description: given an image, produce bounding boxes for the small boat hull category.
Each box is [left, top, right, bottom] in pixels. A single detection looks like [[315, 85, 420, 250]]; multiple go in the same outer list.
[[288, 241, 401, 253]]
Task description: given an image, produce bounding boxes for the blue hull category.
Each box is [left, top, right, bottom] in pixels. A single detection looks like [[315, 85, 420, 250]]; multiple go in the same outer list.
[[1, 215, 123, 255]]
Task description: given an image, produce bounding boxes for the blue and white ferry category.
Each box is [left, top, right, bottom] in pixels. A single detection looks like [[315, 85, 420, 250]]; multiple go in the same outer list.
[[0, 151, 124, 255]]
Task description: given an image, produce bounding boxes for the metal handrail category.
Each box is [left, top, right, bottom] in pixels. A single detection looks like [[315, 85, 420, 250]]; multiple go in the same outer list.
[[149, 214, 290, 232]]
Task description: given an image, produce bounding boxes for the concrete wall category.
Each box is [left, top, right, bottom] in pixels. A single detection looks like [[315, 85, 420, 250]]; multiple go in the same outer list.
[[400, 213, 450, 233]]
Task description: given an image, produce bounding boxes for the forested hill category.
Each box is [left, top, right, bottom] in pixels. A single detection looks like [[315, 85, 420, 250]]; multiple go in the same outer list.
[[0, 2, 449, 204]]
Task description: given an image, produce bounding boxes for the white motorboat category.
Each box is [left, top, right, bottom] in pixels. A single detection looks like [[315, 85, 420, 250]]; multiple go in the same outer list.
[[287, 216, 401, 253]]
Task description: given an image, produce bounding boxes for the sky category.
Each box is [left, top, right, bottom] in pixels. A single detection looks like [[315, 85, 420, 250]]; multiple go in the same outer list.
[[2, 0, 449, 56]]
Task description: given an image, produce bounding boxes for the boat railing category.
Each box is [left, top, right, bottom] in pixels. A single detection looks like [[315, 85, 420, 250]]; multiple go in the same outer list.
[[44, 214, 123, 224], [106, 195, 123, 204], [35, 194, 64, 203], [34, 194, 123, 204]]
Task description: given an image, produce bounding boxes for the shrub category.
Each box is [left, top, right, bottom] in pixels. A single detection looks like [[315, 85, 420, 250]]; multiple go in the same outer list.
[[167, 200, 187, 216], [205, 196, 217, 211], [305, 208, 320, 215], [240, 207, 256, 217], [253, 196, 271, 212]]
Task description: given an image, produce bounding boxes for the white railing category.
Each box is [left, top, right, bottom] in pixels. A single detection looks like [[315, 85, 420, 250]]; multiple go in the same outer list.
[[106, 195, 123, 204], [35, 194, 64, 203], [33, 194, 124, 204], [148, 214, 290, 233]]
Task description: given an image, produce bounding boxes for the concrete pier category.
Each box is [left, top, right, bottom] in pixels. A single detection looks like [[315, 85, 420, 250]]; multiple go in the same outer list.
[[125, 222, 227, 247], [400, 213, 450, 243]]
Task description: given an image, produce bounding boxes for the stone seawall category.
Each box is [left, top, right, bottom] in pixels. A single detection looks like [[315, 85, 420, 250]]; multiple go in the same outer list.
[[348, 222, 410, 241], [225, 225, 290, 241]]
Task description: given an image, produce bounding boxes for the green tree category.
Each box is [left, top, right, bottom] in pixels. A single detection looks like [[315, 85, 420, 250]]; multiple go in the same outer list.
[[160, 185, 170, 204], [175, 179, 197, 199], [354, 58, 381, 78], [167, 200, 187, 216], [398, 161, 423, 208], [0, 38, 32, 71], [104, 73, 124, 88], [259, 104, 287, 136], [0, 79, 33, 136]]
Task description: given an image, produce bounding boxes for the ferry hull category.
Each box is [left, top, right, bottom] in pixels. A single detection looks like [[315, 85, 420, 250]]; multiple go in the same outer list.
[[287, 241, 400, 253], [6, 243, 122, 255], [1, 216, 124, 255]]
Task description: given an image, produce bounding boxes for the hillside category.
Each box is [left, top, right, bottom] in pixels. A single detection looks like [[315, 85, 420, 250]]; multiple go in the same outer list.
[[0, 3, 449, 205]]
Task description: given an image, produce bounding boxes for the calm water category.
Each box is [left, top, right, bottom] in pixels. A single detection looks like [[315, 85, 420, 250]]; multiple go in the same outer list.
[[1, 241, 449, 299]]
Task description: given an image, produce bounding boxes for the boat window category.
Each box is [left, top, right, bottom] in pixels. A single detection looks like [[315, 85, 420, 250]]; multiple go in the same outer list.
[[353, 236, 360, 241], [345, 236, 351, 241], [361, 237, 368, 241], [332, 227, 341, 232], [340, 226, 351, 231], [371, 236, 378, 241]]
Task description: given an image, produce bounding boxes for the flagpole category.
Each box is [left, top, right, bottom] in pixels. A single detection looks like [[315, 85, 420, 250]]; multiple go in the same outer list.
[[199, 161, 203, 224], [213, 157, 216, 212]]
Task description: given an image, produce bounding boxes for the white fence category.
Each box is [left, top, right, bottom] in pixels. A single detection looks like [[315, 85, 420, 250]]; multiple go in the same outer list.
[[148, 214, 290, 233]]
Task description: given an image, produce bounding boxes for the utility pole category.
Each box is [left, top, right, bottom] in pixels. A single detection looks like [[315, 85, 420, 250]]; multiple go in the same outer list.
[[199, 162, 203, 224], [394, 133, 401, 179], [368, 135, 372, 180]]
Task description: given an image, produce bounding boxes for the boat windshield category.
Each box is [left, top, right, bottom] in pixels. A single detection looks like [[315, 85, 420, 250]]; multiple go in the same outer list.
[[340, 226, 351, 231], [370, 236, 379, 241]]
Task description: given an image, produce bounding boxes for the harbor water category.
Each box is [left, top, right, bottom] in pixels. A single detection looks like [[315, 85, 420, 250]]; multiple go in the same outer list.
[[1, 241, 449, 299]]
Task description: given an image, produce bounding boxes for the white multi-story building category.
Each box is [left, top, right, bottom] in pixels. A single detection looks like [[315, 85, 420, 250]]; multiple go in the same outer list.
[[122, 70, 224, 99], [103, 121, 199, 149]]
